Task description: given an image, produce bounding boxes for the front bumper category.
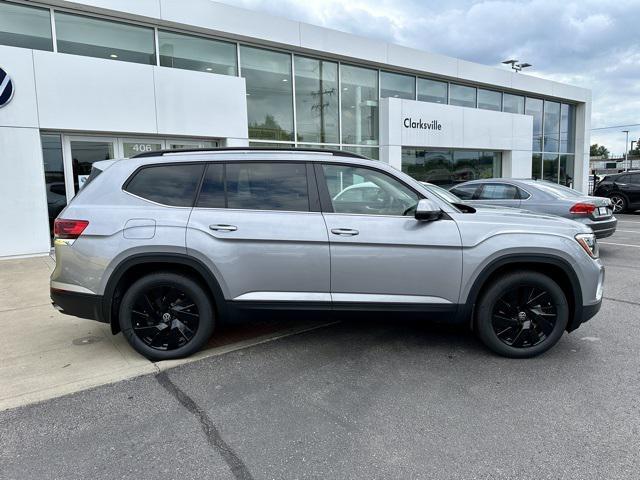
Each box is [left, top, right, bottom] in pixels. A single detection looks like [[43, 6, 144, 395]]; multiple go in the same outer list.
[[51, 288, 107, 323]]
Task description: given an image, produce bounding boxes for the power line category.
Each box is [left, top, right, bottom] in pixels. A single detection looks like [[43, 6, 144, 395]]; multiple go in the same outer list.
[[591, 123, 640, 131]]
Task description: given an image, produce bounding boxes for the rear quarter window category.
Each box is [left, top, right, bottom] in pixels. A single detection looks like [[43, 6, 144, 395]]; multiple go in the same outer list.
[[124, 164, 205, 207]]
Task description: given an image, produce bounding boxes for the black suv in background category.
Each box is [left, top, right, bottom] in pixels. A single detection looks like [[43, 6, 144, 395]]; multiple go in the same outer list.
[[593, 171, 640, 213]]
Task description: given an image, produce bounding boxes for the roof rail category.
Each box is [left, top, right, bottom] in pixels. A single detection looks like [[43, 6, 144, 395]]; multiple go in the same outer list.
[[131, 146, 369, 159]]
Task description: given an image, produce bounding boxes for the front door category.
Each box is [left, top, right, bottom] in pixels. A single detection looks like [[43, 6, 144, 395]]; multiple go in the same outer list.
[[187, 161, 330, 303], [472, 182, 522, 208], [317, 163, 463, 307]]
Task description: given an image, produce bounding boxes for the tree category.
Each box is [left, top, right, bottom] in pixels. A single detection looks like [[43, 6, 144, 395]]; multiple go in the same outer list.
[[590, 144, 609, 158]]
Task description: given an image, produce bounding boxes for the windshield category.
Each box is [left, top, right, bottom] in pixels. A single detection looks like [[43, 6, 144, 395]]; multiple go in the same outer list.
[[527, 180, 582, 198], [420, 182, 462, 204]]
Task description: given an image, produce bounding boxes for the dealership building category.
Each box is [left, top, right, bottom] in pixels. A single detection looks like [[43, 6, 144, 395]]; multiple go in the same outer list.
[[0, 0, 591, 258]]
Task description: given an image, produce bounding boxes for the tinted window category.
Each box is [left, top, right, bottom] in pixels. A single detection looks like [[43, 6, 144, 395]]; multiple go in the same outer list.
[[517, 187, 531, 200], [478, 183, 519, 200], [322, 164, 419, 216], [125, 164, 204, 206], [615, 175, 630, 184], [629, 174, 640, 185], [196, 163, 225, 208], [450, 184, 479, 200], [226, 163, 309, 211]]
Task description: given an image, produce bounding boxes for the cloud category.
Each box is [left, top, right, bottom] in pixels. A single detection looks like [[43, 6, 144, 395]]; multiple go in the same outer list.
[[221, 0, 640, 154]]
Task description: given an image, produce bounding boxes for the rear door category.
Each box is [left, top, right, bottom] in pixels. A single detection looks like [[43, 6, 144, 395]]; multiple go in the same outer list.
[[473, 182, 522, 208], [317, 162, 462, 307], [186, 161, 330, 304]]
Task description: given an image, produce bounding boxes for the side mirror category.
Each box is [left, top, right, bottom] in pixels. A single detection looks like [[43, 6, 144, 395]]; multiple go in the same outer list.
[[414, 199, 442, 221]]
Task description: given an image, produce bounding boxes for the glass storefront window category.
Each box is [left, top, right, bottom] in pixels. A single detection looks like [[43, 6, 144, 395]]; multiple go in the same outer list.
[[417, 78, 448, 104], [502, 94, 525, 114], [248, 141, 295, 147], [543, 101, 560, 152], [341, 145, 379, 160], [55, 12, 155, 64], [543, 153, 559, 182], [0, 1, 52, 51], [531, 153, 542, 180], [380, 71, 415, 99], [240, 46, 294, 141], [158, 30, 237, 75], [477, 89, 502, 111], [401, 148, 500, 186], [449, 84, 476, 108], [560, 154, 575, 187], [560, 104, 575, 153], [340, 64, 378, 145], [294, 56, 339, 144], [40, 134, 66, 240], [525, 98, 543, 152], [122, 141, 162, 158]]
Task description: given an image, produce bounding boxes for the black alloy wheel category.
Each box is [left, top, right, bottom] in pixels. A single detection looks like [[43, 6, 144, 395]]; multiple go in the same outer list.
[[491, 285, 557, 348], [609, 194, 626, 213], [119, 272, 214, 360], [476, 271, 569, 358], [131, 285, 200, 350]]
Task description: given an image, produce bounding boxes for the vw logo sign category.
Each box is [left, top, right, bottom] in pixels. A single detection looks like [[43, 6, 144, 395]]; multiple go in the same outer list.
[[0, 67, 15, 108]]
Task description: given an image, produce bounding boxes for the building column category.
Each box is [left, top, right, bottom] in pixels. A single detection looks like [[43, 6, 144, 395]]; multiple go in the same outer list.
[[502, 150, 533, 178], [573, 100, 591, 193]]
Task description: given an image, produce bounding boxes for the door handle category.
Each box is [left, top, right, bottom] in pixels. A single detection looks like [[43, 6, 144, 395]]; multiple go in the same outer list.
[[209, 224, 237, 232], [331, 228, 359, 236]]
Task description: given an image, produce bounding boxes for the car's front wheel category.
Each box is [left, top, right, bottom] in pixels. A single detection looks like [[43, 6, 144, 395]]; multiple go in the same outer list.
[[609, 194, 627, 213], [119, 272, 214, 360], [475, 271, 569, 358]]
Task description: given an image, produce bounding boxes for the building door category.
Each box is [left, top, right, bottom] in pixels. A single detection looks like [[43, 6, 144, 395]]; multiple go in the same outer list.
[[63, 135, 117, 198]]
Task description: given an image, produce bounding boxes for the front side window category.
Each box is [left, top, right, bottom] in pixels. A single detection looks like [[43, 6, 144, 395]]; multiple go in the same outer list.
[[0, 1, 52, 51], [240, 46, 294, 141], [158, 30, 237, 75], [322, 164, 418, 216], [125, 164, 204, 206], [55, 12, 155, 64], [226, 162, 309, 211], [477, 183, 519, 200]]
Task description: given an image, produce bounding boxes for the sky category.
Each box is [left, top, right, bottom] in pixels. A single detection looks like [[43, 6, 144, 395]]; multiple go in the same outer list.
[[221, 0, 640, 156]]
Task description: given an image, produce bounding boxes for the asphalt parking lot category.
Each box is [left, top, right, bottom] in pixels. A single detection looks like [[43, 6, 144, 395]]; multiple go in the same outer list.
[[1, 215, 640, 479]]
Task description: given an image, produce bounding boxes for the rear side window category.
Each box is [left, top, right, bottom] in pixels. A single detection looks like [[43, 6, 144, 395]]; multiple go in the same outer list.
[[196, 162, 310, 212], [450, 184, 479, 200], [477, 183, 519, 200], [125, 164, 204, 206], [615, 175, 629, 183], [629, 174, 640, 185]]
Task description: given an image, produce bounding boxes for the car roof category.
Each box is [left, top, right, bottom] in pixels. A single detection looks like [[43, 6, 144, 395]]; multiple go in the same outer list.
[[131, 146, 367, 160]]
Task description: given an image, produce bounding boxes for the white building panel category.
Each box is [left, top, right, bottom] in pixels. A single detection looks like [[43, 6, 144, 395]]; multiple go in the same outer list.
[[0, 46, 39, 128]]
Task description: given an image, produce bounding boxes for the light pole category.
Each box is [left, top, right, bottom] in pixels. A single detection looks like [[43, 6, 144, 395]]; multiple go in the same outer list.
[[501, 59, 532, 73], [622, 130, 629, 171]]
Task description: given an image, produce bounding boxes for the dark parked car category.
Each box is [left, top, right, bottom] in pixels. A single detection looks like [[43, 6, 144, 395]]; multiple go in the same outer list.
[[593, 171, 640, 213]]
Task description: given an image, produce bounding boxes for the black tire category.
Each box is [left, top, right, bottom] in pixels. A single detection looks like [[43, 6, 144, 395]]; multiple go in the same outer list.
[[475, 271, 569, 358], [119, 272, 214, 361], [609, 193, 627, 213]]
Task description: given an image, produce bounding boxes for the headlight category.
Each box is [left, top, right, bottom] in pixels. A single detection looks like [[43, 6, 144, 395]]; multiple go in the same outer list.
[[575, 233, 599, 259]]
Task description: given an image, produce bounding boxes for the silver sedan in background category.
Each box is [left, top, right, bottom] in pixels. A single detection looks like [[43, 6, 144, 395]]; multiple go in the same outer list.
[[449, 179, 617, 239]]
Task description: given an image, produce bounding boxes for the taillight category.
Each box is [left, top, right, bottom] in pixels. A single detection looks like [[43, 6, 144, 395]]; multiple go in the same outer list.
[[569, 202, 596, 215], [54, 219, 89, 239]]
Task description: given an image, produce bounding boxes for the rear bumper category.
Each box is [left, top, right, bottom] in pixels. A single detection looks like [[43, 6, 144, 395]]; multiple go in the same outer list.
[[588, 217, 617, 239], [50, 288, 107, 323]]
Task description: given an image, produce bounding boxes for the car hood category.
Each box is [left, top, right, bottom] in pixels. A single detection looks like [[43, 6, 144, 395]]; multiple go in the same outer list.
[[452, 207, 592, 246]]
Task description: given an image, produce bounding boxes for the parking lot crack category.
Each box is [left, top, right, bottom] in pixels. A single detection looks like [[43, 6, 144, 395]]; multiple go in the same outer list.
[[156, 371, 254, 480], [603, 296, 640, 307]]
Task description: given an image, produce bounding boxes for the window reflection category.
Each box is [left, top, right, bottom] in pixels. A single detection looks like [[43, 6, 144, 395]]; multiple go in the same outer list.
[[55, 12, 155, 64], [340, 64, 378, 145], [502, 94, 525, 114], [543, 101, 560, 152], [159, 30, 236, 75], [341, 145, 379, 160], [449, 84, 476, 108], [401, 148, 501, 186], [380, 71, 415, 100], [477, 89, 502, 111], [560, 104, 575, 153], [0, 1, 52, 51], [417, 78, 448, 104], [70, 141, 114, 192], [525, 98, 543, 152], [294, 56, 339, 143], [240, 46, 294, 141], [543, 153, 559, 182]]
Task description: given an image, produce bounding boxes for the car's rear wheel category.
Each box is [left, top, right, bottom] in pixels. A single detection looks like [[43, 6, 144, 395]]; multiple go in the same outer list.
[[476, 271, 569, 358], [609, 194, 627, 213], [119, 272, 214, 360]]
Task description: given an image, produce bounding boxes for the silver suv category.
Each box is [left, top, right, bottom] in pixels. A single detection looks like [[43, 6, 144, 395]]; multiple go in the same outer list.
[[51, 148, 604, 360]]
